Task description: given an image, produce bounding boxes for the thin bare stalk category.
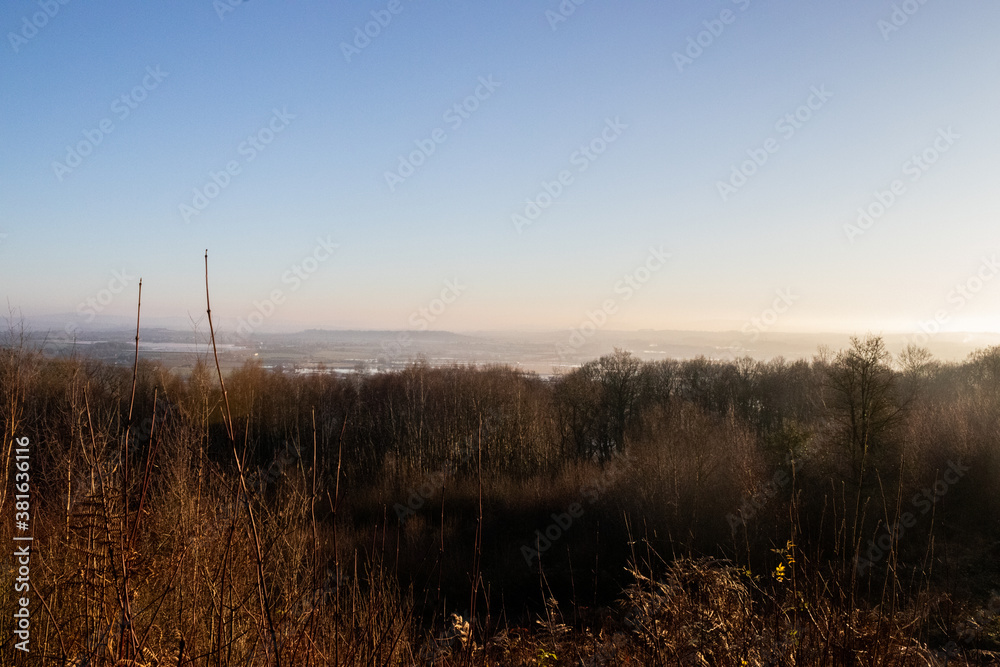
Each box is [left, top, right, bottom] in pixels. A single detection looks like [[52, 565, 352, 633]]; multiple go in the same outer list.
[[118, 277, 142, 662], [204, 250, 281, 667]]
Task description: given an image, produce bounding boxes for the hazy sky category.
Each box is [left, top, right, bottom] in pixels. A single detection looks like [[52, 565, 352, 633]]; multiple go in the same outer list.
[[2, 1, 999, 338]]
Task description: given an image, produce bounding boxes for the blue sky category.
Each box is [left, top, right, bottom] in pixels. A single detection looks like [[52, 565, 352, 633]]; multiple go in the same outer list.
[[2, 1, 999, 337]]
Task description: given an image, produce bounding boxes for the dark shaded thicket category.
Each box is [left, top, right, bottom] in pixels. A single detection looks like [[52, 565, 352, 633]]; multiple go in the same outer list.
[[2, 329, 999, 665]]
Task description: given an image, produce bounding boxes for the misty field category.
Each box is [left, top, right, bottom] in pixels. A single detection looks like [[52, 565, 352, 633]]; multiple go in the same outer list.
[[2, 328, 999, 666]]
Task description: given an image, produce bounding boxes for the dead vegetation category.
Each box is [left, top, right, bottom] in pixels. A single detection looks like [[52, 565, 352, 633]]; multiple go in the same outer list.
[[2, 310, 1000, 664]]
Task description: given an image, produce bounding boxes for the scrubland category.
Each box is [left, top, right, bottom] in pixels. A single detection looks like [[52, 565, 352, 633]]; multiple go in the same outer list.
[[2, 326, 999, 665]]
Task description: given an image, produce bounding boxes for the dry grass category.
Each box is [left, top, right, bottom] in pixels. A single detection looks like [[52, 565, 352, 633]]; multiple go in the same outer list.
[[2, 329, 1000, 665]]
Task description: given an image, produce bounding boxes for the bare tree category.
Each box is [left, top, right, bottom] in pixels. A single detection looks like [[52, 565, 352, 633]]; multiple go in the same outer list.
[[594, 348, 642, 457], [825, 334, 906, 484]]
